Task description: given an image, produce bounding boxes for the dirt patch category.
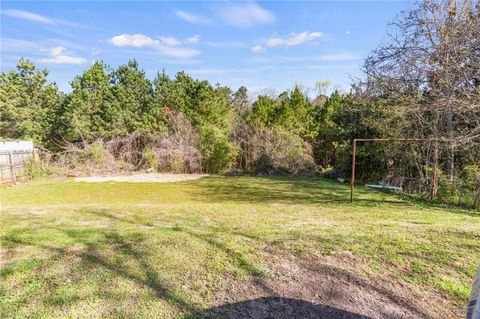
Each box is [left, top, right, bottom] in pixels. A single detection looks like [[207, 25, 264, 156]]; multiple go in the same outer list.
[[0, 250, 18, 267], [75, 173, 208, 183], [208, 253, 459, 319]]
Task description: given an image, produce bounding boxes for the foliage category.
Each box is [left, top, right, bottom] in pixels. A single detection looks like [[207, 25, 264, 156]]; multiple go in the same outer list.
[[362, 0, 480, 192], [153, 71, 234, 173], [254, 153, 274, 175], [1, 0, 478, 205], [149, 112, 202, 173], [56, 60, 166, 144], [24, 158, 51, 180], [248, 95, 276, 128], [0, 59, 62, 148]]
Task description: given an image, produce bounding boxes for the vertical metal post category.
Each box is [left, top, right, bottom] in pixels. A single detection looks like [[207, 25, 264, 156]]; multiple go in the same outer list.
[[350, 139, 356, 202], [430, 143, 438, 201], [8, 152, 16, 183]]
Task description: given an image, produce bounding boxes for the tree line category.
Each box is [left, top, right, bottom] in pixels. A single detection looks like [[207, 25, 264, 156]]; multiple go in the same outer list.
[[1, 0, 479, 205]]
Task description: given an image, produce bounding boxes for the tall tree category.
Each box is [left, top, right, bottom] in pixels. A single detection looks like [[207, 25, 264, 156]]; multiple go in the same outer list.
[[248, 95, 276, 128], [112, 60, 164, 134], [153, 71, 234, 173], [0, 59, 62, 147], [276, 86, 316, 140], [232, 86, 250, 111], [364, 0, 480, 184], [58, 61, 118, 141]]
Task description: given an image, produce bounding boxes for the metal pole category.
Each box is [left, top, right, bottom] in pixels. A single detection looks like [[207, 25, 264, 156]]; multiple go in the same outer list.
[[350, 139, 356, 202], [430, 143, 438, 201], [8, 152, 16, 183], [345, 137, 448, 202]]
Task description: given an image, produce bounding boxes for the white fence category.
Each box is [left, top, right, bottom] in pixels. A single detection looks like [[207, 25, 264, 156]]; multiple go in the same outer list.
[[0, 141, 36, 183]]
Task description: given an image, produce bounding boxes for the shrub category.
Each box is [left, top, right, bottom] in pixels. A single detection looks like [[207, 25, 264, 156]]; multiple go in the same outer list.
[[255, 154, 274, 175], [54, 140, 122, 176], [25, 158, 51, 180], [235, 126, 317, 175], [149, 112, 203, 173], [143, 147, 157, 171], [85, 142, 108, 164], [200, 125, 233, 173]]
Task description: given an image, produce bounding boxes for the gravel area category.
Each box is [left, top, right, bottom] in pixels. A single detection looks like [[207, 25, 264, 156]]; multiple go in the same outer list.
[[75, 173, 208, 183]]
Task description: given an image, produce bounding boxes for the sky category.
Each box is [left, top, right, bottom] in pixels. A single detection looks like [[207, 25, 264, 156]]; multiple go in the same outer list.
[[1, 1, 413, 95]]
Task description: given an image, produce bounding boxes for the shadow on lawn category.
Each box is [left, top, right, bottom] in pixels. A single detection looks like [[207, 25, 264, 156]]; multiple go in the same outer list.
[[3, 228, 200, 316], [0, 208, 431, 318], [188, 297, 370, 319], [4, 231, 373, 318], [195, 176, 411, 207], [299, 261, 429, 318], [196, 176, 479, 216], [2, 206, 283, 317]]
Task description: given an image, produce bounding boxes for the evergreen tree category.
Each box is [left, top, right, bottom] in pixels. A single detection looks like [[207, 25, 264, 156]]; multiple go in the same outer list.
[[232, 86, 250, 111], [59, 61, 118, 141], [0, 58, 62, 147], [248, 95, 276, 127], [112, 60, 164, 134]]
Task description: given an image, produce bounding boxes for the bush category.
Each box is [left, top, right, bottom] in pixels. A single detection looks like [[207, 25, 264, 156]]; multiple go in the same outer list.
[[199, 125, 233, 173], [25, 158, 51, 180], [255, 154, 274, 175], [53, 140, 123, 176], [434, 166, 480, 208], [143, 147, 157, 171], [85, 142, 108, 164], [235, 126, 317, 175], [149, 113, 203, 173]]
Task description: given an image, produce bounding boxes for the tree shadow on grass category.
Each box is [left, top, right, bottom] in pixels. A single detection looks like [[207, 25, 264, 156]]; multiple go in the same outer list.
[[167, 226, 430, 319], [187, 297, 370, 319], [195, 176, 479, 216], [2, 227, 200, 317], [0, 208, 453, 318], [173, 226, 275, 297], [194, 176, 412, 207]]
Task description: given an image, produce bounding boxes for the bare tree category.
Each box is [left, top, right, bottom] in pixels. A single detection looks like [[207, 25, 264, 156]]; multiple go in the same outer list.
[[363, 0, 480, 194]]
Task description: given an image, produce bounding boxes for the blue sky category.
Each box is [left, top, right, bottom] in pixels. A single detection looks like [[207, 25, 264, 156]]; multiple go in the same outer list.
[[1, 1, 412, 94]]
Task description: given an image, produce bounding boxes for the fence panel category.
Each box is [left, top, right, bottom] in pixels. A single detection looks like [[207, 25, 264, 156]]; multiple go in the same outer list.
[[0, 141, 35, 183]]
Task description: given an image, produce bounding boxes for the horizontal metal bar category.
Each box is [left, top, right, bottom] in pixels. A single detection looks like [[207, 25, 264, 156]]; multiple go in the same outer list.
[[353, 138, 452, 143]]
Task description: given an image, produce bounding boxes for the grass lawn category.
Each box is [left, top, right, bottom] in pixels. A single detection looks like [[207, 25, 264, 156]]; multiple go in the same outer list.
[[1, 176, 479, 318]]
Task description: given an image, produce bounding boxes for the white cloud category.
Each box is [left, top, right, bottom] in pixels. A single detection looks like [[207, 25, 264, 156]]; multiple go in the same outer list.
[[185, 35, 201, 44], [251, 45, 265, 53], [110, 34, 157, 47], [109, 34, 201, 59], [40, 46, 87, 65], [266, 32, 323, 48], [160, 36, 181, 46], [217, 2, 274, 28], [175, 10, 211, 25], [2, 9, 55, 24], [345, 30, 351, 35]]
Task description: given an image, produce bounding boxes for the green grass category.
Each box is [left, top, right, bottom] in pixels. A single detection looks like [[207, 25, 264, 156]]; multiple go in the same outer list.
[[1, 176, 479, 318]]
